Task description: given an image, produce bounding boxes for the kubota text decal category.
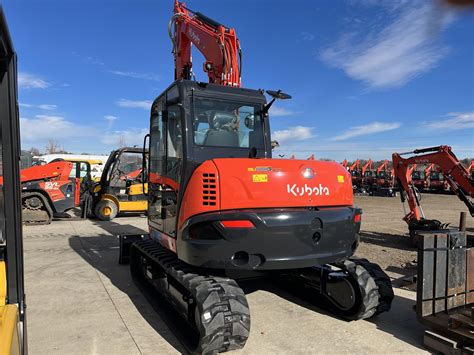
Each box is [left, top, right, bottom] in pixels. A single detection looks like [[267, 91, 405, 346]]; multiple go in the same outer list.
[[287, 183, 330, 197]]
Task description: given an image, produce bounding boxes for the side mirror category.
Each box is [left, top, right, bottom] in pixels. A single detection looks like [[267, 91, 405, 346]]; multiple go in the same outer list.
[[271, 140, 280, 150], [266, 90, 292, 100], [244, 114, 255, 129]]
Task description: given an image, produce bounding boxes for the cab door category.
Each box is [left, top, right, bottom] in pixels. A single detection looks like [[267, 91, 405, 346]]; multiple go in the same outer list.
[[148, 102, 183, 238], [148, 100, 166, 232], [162, 105, 183, 237]]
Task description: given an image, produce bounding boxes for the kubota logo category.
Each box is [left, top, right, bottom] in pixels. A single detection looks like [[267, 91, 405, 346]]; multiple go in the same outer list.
[[287, 183, 330, 197]]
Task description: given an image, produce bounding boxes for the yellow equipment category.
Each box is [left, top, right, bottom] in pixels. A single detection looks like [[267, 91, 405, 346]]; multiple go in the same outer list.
[[92, 147, 148, 220], [0, 7, 27, 353]]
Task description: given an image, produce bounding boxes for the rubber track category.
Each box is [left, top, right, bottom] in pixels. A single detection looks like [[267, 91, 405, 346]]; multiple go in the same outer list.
[[339, 257, 394, 320], [133, 239, 250, 354]]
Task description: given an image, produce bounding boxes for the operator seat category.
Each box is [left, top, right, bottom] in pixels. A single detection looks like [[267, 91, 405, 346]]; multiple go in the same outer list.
[[203, 112, 239, 147]]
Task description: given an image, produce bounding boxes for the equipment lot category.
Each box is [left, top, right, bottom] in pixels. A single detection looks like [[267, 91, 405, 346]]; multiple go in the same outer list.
[[24, 194, 473, 354]]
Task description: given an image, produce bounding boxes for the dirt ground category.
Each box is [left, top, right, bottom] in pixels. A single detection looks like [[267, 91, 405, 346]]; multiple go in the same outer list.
[[354, 193, 473, 279]]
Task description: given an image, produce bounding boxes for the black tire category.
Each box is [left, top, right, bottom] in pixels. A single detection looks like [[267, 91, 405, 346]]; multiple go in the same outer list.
[[335, 257, 394, 320], [94, 199, 118, 221]]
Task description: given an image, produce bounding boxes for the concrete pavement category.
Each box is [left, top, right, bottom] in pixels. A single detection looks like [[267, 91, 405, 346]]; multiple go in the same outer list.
[[23, 214, 429, 354]]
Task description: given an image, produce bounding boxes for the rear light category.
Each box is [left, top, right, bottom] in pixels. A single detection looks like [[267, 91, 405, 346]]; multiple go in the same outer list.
[[354, 214, 362, 223], [220, 220, 255, 229]]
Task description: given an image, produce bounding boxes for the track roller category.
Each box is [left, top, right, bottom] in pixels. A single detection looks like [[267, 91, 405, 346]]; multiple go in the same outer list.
[[129, 239, 250, 354]]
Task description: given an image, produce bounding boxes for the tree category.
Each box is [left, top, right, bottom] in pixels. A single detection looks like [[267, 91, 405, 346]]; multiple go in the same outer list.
[[29, 147, 41, 156], [45, 139, 60, 154]]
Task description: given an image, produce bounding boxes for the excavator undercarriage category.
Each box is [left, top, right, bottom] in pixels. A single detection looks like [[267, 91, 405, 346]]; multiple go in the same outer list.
[[123, 236, 393, 353]]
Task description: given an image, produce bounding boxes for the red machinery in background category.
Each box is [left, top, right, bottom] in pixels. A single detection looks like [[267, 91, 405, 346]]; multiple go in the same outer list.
[[392, 146, 473, 234], [0, 160, 90, 224], [361, 159, 375, 187], [467, 161, 473, 178], [349, 159, 361, 188], [375, 160, 394, 188], [427, 167, 449, 193]]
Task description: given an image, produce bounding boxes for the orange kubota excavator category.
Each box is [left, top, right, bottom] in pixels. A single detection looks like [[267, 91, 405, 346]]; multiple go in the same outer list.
[[375, 160, 392, 188], [393, 145, 474, 234], [119, 2, 393, 353]]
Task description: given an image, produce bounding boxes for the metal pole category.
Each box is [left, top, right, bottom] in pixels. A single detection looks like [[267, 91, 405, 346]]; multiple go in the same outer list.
[[459, 211, 466, 232]]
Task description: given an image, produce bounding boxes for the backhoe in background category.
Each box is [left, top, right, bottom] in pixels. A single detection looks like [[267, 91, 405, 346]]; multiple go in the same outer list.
[[119, 2, 393, 353], [393, 145, 473, 235]]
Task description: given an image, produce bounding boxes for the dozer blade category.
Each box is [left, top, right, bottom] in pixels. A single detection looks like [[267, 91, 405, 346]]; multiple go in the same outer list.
[[118, 234, 147, 264]]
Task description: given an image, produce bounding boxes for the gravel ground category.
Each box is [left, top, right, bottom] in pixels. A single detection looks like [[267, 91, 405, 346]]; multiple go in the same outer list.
[[354, 193, 473, 279]]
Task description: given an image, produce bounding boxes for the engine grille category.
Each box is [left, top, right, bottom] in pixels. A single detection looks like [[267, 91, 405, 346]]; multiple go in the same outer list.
[[202, 173, 217, 206]]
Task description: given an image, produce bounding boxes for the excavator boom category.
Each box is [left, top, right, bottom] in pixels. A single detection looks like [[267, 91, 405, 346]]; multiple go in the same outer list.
[[170, 1, 242, 86], [392, 145, 474, 231]]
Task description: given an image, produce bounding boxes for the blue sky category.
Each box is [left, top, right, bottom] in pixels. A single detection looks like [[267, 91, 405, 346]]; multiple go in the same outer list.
[[3, 0, 473, 160]]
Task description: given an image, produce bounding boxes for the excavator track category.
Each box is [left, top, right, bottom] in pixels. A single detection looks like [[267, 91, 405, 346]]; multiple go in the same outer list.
[[130, 239, 250, 354], [334, 257, 394, 320], [279, 257, 393, 321]]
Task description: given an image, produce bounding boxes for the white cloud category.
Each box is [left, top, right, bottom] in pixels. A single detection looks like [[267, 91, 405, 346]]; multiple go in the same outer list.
[[84, 56, 105, 66], [332, 121, 401, 141], [273, 126, 313, 143], [270, 106, 301, 117], [20, 103, 57, 110], [109, 70, 160, 81], [299, 32, 315, 41], [101, 128, 148, 147], [423, 112, 474, 130], [20, 115, 90, 142], [18, 72, 50, 89], [38, 104, 57, 110], [104, 115, 118, 128], [320, 4, 452, 89], [104, 115, 118, 122], [20, 114, 147, 151], [116, 99, 152, 110]]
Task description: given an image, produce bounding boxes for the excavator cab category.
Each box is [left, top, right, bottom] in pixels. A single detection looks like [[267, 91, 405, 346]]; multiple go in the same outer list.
[[148, 80, 271, 236]]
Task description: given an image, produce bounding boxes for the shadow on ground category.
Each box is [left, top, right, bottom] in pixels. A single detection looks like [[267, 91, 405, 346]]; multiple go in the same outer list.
[[360, 231, 415, 251], [69, 234, 192, 354], [68, 228, 426, 353]]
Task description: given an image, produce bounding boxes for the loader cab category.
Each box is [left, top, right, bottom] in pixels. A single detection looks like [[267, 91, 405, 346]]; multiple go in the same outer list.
[[99, 148, 147, 192], [148, 80, 271, 236]]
